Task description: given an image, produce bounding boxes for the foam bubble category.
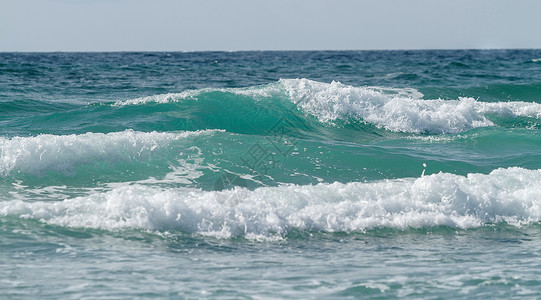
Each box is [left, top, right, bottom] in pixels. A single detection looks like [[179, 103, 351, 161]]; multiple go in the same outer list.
[[2, 167, 541, 240], [282, 79, 541, 134], [0, 129, 220, 175]]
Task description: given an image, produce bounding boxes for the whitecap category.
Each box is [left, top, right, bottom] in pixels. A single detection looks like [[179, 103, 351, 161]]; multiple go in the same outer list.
[[2, 167, 541, 240], [0, 129, 220, 175]]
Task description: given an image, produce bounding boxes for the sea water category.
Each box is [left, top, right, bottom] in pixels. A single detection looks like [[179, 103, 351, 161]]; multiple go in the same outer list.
[[2, 50, 541, 298]]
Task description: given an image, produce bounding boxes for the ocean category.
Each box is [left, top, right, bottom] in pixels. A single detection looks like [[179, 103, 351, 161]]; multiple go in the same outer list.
[[2, 50, 541, 298]]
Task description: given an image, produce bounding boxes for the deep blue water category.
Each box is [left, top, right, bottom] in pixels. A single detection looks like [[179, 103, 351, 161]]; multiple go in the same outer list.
[[2, 50, 541, 298]]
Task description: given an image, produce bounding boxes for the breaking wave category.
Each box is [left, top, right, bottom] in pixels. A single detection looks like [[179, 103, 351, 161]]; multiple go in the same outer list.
[[2, 167, 541, 240], [114, 79, 541, 134]]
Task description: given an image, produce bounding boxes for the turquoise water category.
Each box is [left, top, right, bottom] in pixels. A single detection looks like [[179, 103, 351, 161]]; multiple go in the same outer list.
[[2, 50, 541, 298]]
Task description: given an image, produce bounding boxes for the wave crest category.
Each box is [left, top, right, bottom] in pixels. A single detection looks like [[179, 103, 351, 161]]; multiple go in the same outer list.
[[113, 79, 541, 134]]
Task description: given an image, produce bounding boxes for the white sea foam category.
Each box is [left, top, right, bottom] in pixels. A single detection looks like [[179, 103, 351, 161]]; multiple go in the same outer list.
[[2, 167, 541, 240], [113, 84, 279, 107], [406, 134, 473, 143], [114, 90, 200, 106], [281, 79, 541, 134], [0, 129, 219, 175]]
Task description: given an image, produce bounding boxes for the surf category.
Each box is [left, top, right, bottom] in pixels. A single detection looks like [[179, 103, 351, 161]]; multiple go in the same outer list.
[[2, 167, 541, 240]]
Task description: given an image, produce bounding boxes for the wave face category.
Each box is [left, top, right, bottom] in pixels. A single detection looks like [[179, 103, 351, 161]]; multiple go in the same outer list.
[[4, 79, 541, 139], [107, 78, 541, 135]]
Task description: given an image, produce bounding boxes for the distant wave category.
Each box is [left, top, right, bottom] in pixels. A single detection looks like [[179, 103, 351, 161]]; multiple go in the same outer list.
[[2, 167, 541, 240], [113, 79, 541, 134]]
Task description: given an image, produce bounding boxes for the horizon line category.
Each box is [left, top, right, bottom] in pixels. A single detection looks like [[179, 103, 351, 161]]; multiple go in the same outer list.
[[1, 47, 540, 54]]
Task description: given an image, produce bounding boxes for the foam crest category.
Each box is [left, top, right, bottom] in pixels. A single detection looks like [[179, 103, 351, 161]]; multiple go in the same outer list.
[[281, 79, 541, 133], [0, 129, 218, 175], [114, 91, 200, 106], [113, 84, 280, 107], [2, 167, 541, 240]]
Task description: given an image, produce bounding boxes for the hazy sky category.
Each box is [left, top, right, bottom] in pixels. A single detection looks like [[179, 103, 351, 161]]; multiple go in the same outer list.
[[1, 0, 541, 51]]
